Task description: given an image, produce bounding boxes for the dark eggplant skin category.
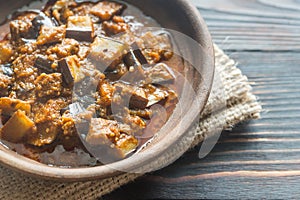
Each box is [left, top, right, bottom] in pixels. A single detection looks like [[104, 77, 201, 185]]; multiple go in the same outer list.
[[12, 10, 58, 41], [1, 8, 59, 42], [34, 57, 55, 74], [123, 43, 149, 68], [58, 57, 75, 87]]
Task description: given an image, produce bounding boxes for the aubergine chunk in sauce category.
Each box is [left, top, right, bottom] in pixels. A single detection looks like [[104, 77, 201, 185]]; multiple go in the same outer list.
[[66, 16, 95, 42], [9, 13, 37, 43], [0, 97, 31, 116], [89, 36, 128, 72], [34, 56, 55, 74], [89, 1, 125, 21], [140, 32, 174, 63], [58, 55, 85, 86], [86, 118, 138, 160], [102, 16, 129, 35], [28, 98, 68, 146], [0, 110, 35, 143], [0, 0, 182, 166], [113, 82, 149, 110], [36, 25, 66, 45]]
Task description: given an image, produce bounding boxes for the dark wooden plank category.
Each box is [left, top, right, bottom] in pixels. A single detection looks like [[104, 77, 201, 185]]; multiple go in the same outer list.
[[104, 0, 300, 199], [192, 0, 300, 51], [103, 176, 300, 199]]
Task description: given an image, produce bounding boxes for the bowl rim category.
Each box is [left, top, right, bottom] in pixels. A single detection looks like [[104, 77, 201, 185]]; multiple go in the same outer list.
[[0, 0, 215, 181]]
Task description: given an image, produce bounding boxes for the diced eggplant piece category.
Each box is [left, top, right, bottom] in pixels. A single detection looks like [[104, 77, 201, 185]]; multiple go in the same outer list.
[[115, 133, 138, 157], [36, 25, 66, 45], [86, 118, 118, 145], [128, 90, 148, 110], [145, 85, 170, 107], [58, 55, 84, 87], [61, 103, 93, 138], [131, 42, 148, 65], [9, 12, 38, 40], [58, 58, 73, 86], [34, 56, 55, 74], [116, 84, 168, 109], [98, 81, 115, 106], [86, 118, 138, 159], [145, 63, 175, 84], [102, 21, 128, 35], [0, 73, 12, 97], [35, 73, 62, 98], [10, 19, 34, 43], [114, 82, 148, 110], [89, 36, 128, 72], [107, 62, 145, 85], [123, 50, 139, 67], [90, 1, 125, 21], [141, 32, 174, 63], [0, 97, 31, 116], [25, 11, 58, 40], [0, 110, 35, 143], [66, 16, 94, 42], [28, 98, 67, 146], [27, 121, 59, 146], [61, 112, 87, 151], [61, 113, 77, 136], [114, 83, 169, 110], [123, 42, 148, 68], [104, 63, 128, 82], [12, 10, 58, 40], [0, 41, 14, 64]]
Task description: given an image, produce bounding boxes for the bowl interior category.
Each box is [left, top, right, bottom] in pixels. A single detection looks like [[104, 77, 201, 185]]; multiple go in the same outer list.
[[0, 0, 214, 181]]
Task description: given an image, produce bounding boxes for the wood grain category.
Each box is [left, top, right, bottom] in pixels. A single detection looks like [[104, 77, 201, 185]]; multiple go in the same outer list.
[[103, 0, 300, 199]]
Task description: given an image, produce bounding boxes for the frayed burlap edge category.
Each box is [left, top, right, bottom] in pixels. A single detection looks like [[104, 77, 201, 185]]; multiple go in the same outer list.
[[0, 45, 262, 200]]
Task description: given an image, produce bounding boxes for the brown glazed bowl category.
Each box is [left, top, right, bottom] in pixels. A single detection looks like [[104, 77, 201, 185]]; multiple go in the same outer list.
[[0, 0, 214, 181]]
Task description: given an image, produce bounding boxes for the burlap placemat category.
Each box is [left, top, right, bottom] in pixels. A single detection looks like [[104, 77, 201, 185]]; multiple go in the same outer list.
[[0, 45, 262, 200]]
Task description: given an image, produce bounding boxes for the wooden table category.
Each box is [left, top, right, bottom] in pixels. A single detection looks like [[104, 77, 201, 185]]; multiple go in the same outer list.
[[103, 0, 300, 199]]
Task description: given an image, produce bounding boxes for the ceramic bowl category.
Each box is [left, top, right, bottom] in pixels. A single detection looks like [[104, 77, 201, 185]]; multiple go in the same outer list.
[[0, 0, 214, 181]]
